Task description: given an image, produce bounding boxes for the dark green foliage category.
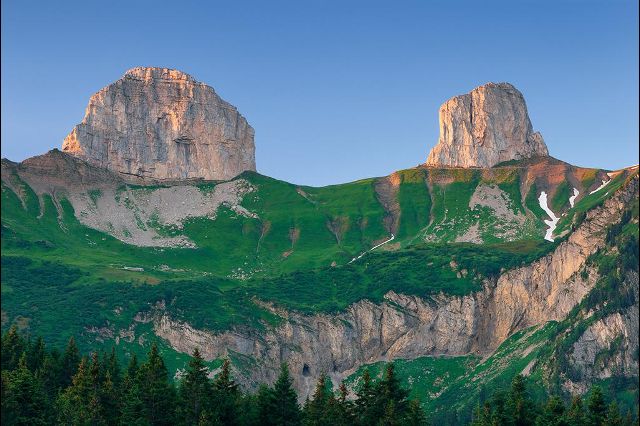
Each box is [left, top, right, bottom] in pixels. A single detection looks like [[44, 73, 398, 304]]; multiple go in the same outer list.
[[505, 374, 536, 425], [1, 355, 50, 425], [266, 363, 302, 426], [179, 349, 211, 425], [137, 343, 177, 425], [1, 329, 637, 425], [1, 326, 25, 371], [211, 359, 240, 425], [587, 386, 608, 426]]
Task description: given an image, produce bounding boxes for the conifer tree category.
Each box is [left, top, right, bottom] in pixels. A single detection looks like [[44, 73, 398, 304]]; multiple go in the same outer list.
[[1, 325, 25, 371], [303, 373, 332, 426], [60, 336, 80, 389], [505, 374, 535, 426], [1, 353, 49, 426], [212, 358, 240, 425], [137, 343, 176, 425], [355, 368, 377, 425], [120, 357, 147, 426], [378, 363, 410, 415], [256, 383, 274, 425], [57, 355, 106, 425], [536, 395, 567, 426], [179, 348, 212, 425], [587, 386, 608, 426], [38, 349, 62, 398], [26, 336, 46, 373], [404, 399, 428, 426], [565, 395, 586, 426], [604, 401, 625, 426], [106, 346, 122, 389], [267, 363, 301, 426]]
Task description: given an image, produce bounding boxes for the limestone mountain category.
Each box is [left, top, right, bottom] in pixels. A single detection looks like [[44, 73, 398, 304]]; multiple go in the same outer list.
[[62, 67, 256, 181], [2, 73, 638, 421], [426, 82, 549, 168]]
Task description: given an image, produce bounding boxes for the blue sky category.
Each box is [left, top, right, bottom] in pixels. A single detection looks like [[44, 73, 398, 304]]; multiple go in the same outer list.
[[1, 0, 638, 186]]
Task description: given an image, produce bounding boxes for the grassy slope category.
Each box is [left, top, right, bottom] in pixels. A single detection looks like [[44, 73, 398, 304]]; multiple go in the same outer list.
[[2, 159, 635, 404]]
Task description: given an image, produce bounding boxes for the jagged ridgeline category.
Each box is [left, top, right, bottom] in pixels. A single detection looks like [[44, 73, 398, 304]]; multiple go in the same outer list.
[[1, 68, 638, 421]]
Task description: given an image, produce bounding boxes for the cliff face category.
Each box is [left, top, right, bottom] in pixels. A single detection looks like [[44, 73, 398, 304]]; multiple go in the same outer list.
[[62, 67, 256, 181], [141, 175, 638, 399], [426, 82, 548, 168]]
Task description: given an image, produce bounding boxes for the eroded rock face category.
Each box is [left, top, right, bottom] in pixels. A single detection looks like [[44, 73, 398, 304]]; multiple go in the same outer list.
[[426, 82, 548, 168], [139, 175, 638, 399], [62, 67, 256, 181]]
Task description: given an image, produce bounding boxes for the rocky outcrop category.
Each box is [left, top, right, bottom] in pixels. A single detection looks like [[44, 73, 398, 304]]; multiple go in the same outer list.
[[426, 82, 548, 168], [142, 174, 638, 399], [568, 271, 639, 386], [62, 67, 256, 181]]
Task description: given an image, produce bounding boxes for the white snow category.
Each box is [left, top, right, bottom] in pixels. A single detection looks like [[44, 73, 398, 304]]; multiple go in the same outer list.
[[538, 192, 560, 242], [348, 234, 395, 264], [589, 179, 611, 195], [569, 188, 579, 208]]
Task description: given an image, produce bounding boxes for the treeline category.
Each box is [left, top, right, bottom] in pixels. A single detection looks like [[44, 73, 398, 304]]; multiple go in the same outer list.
[[1, 327, 637, 425], [1, 326, 426, 425], [470, 374, 637, 426]]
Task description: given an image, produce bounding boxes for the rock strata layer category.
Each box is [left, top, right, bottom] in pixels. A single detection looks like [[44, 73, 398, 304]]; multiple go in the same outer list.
[[426, 82, 548, 168], [138, 175, 638, 399], [62, 67, 256, 181]]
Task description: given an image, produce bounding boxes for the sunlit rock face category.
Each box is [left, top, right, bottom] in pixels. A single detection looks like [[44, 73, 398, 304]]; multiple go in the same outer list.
[[426, 82, 548, 168], [62, 67, 256, 180]]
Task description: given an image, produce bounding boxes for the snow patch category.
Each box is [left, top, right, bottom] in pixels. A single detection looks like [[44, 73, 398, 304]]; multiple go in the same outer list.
[[538, 192, 559, 242], [589, 179, 610, 195], [569, 188, 579, 208], [349, 234, 395, 264]]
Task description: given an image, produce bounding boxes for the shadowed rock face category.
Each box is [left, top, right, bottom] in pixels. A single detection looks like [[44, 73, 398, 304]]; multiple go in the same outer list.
[[62, 67, 256, 181], [426, 82, 548, 168]]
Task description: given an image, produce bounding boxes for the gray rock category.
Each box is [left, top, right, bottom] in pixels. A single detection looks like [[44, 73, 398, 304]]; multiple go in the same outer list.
[[62, 67, 256, 180], [426, 82, 548, 168]]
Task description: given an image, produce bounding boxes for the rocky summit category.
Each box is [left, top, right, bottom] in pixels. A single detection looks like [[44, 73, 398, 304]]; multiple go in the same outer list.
[[2, 69, 639, 423], [426, 82, 548, 168], [62, 67, 256, 181]]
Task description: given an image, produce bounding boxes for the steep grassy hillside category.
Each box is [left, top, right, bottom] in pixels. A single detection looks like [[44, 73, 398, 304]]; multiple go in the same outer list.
[[1, 151, 637, 413]]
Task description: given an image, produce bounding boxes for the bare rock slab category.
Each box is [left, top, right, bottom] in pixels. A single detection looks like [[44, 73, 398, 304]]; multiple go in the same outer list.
[[426, 82, 548, 168], [62, 67, 256, 180]]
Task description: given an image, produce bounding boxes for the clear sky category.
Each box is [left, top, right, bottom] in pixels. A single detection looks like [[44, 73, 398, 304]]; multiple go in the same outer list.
[[1, 0, 638, 186]]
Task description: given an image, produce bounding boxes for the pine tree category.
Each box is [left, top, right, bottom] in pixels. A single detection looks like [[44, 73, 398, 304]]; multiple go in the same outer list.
[[404, 399, 428, 426], [604, 401, 625, 426], [257, 383, 274, 425], [26, 336, 46, 373], [564, 395, 586, 426], [303, 373, 332, 426], [587, 386, 607, 426], [331, 382, 356, 425], [106, 346, 122, 389], [179, 348, 212, 425], [57, 355, 106, 425], [267, 363, 302, 426], [38, 349, 62, 398], [60, 336, 80, 389], [355, 368, 377, 425], [212, 358, 240, 425], [536, 395, 567, 426], [378, 363, 410, 415], [1, 353, 49, 425], [380, 400, 399, 426], [102, 370, 121, 425], [137, 343, 176, 425], [505, 374, 535, 426], [1, 325, 25, 371]]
